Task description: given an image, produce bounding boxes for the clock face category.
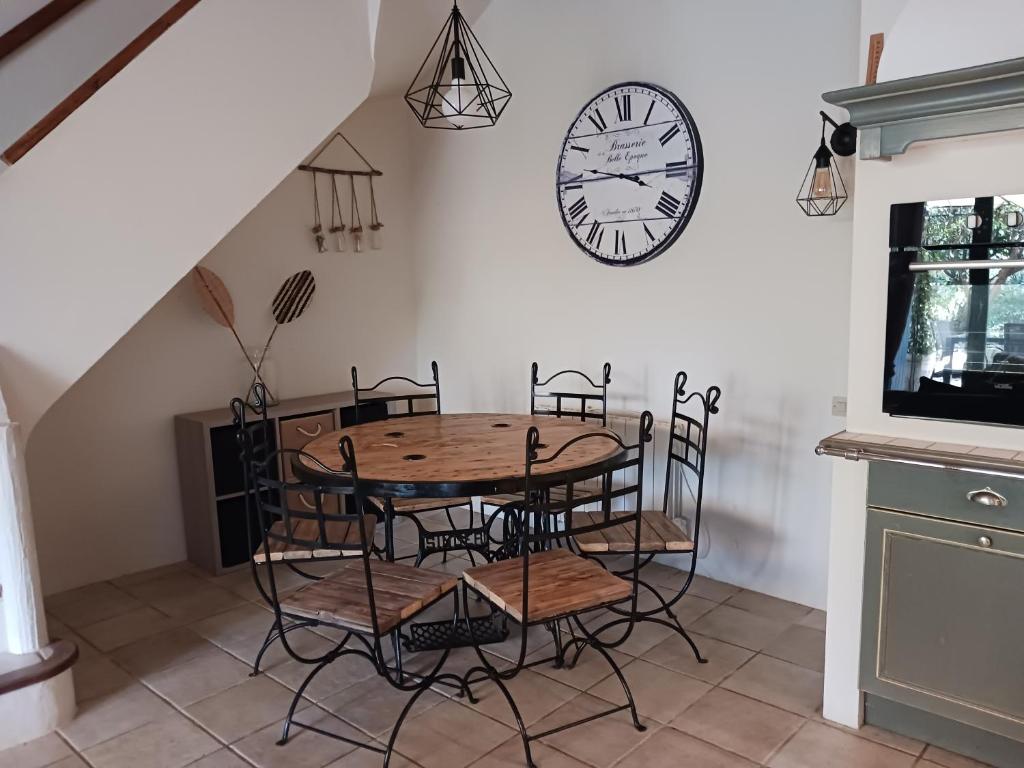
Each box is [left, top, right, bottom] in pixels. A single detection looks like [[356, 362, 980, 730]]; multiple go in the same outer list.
[[556, 82, 703, 267]]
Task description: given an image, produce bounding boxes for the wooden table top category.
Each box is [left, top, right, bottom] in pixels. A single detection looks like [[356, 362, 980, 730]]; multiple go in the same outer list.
[[296, 413, 623, 496]]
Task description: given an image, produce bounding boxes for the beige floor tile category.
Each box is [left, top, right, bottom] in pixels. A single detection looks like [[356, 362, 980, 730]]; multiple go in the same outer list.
[[921, 745, 993, 767], [325, 744, 419, 768], [767, 721, 916, 768], [0, 732, 72, 768], [60, 682, 175, 750], [672, 687, 803, 763], [526, 643, 628, 691], [186, 675, 302, 743], [320, 676, 443, 736], [45, 583, 145, 629], [77, 607, 179, 652], [629, 561, 688, 591], [687, 574, 743, 603], [110, 561, 197, 588], [390, 699, 514, 768], [689, 604, 791, 652], [184, 749, 252, 767], [82, 714, 219, 768], [468, 669, 578, 727], [533, 693, 656, 768], [126, 572, 246, 621], [71, 656, 134, 701], [761, 624, 826, 673], [588, 658, 710, 724], [109, 626, 216, 677], [146, 646, 254, 706], [190, 604, 275, 655], [798, 609, 826, 631], [596, 617, 675, 657], [615, 726, 757, 768], [47, 757, 89, 768], [470, 736, 590, 768], [721, 655, 823, 716], [46, 618, 99, 661], [672, 594, 719, 626], [234, 709, 363, 767], [644, 631, 754, 684], [267, 639, 380, 702], [811, 716, 925, 756], [485, 624, 561, 663], [724, 590, 813, 624]]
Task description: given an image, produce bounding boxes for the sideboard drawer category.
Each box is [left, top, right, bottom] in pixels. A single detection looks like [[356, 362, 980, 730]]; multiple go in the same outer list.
[[868, 462, 1024, 531], [279, 411, 336, 480]]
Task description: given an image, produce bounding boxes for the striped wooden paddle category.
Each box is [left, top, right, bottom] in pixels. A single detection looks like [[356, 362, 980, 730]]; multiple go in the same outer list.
[[249, 270, 317, 399]]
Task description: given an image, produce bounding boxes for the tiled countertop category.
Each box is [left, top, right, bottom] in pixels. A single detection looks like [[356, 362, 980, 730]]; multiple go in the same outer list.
[[816, 431, 1024, 479]]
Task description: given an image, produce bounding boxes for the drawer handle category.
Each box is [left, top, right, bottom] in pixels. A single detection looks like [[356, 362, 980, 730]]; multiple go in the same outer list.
[[977, 535, 993, 548], [297, 493, 316, 510], [966, 487, 1008, 508], [296, 423, 323, 439]]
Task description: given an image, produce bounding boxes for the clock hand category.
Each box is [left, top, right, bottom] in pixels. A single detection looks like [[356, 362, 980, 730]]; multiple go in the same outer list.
[[584, 169, 650, 187]]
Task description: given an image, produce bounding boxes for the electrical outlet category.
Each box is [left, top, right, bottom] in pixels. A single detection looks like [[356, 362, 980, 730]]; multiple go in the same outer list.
[[831, 396, 848, 417]]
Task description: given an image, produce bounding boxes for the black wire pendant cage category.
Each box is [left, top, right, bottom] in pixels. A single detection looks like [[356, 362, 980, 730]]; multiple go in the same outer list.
[[404, 2, 510, 129], [796, 111, 856, 217]]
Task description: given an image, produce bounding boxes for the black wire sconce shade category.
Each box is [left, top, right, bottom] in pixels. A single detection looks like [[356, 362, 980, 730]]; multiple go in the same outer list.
[[796, 111, 857, 217], [404, 1, 510, 129]]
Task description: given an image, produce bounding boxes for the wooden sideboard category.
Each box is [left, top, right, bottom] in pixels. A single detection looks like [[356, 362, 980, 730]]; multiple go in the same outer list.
[[175, 391, 383, 575]]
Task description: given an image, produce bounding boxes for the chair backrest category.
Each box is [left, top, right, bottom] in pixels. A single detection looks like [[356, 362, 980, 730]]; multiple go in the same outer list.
[[662, 371, 721, 553], [351, 361, 442, 423], [530, 362, 611, 425]]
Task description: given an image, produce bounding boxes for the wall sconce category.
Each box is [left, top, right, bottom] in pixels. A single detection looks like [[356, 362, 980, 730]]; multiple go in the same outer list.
[[796, 111, 857, 217], [404, 1, 511, 129]]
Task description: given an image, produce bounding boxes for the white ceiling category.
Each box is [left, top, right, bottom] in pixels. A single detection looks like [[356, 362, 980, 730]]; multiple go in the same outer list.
[[368, 0, 491, 99]]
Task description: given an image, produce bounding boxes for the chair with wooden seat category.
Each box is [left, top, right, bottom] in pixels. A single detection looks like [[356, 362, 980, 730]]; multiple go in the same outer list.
[[240, 428, 470, 764], [480, 361, 611, 514], [576, 370, 720, 665], [351, 362, 476, 563], [461, 412, 654, 768]]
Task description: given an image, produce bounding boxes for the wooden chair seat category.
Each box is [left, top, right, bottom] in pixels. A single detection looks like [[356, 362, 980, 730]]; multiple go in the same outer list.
[[370, 496, 472, 514], [463, 549, 631, 624], [253, 515, 377, 563], [573, 511, 694, 554], [281, 559, 458, 635]]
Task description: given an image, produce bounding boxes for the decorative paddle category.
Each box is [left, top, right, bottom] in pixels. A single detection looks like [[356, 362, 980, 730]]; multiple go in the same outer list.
[[190, 267, 273, 400], [248, 270, 316, 397]]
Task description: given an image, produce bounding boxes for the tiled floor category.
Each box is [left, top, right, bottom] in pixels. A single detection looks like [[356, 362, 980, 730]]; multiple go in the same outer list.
[[2, 510, 993, 768]]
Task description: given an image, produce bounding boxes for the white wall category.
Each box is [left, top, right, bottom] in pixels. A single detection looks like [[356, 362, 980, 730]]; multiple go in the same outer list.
[[0, 0, 179, 153], [822, 0, 1024, 728], [27, 98, 420, 594], [408, 0, 860, 609]]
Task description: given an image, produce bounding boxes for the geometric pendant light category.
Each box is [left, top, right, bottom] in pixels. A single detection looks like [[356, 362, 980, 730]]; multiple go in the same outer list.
[[404, 1, 511, 129], [796, 111, 856, 216]]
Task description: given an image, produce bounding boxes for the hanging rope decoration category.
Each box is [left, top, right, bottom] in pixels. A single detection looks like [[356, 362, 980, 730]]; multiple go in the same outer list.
[[368, 176, 383, 250], [329, 175, 347, 252], [297, 132, 382, 255], [310, 172, 326, 253], [349, 175, 364, 253]]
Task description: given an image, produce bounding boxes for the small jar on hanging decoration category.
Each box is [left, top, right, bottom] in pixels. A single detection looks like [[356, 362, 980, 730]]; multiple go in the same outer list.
[[329, 175, 347, 252], [310, 172, 327, 252], [349, 175, 365, 253], [368, 176, 383, 250]]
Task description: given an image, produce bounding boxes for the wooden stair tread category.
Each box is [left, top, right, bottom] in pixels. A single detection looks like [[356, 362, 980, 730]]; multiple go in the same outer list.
[[253, 515, 376, 563], [574, 510, 694, 554], [281, 559, 457, 635], [463, 549, 631, 624], [371, 496, 472, 513]]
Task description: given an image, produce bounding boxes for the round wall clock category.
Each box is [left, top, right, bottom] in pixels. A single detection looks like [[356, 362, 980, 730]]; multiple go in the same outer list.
[[556, 82, 703, 267]]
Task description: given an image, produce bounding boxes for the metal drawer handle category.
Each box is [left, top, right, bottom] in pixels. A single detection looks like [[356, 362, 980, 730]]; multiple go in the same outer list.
[[966, 487, 1008, 508], [297, 493, 316, 510], [296, 423, 323, 439], [977, 535, 993, 548]]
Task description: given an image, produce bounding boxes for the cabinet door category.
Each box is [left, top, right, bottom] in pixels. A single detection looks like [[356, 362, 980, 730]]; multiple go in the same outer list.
[[279, 411, 336, 480], [862, 507, 1024, 741]]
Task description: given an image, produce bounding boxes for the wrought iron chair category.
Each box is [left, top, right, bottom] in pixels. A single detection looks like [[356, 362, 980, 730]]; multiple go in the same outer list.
[[351, 362, 477, 563], [575, 371, 720, 664], [239, 424, 470, 763], [480, 361, 611, 513], [461, 412, 654, 768]]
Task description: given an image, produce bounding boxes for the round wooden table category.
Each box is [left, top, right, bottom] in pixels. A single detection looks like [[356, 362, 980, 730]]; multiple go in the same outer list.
[[295, 413, 623, 498]]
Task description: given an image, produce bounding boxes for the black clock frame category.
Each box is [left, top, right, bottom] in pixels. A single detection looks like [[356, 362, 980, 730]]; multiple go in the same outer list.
[[555, 81, 704, 267]]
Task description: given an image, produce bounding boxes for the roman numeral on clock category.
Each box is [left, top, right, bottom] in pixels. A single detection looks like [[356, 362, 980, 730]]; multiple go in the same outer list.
[[666, 161, 691, 178], [588, 108, 607, 133], [570, 144, 589, 154], [655, 191, 682, 218], [568, 197, 588, 223], [614, 94, 631, 122], [586, 221, 603, 248], [659, 124, 681, 146], [643, 100, 655, 125], [614, 229, 627, 255], [643, 223, 655, 242]]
